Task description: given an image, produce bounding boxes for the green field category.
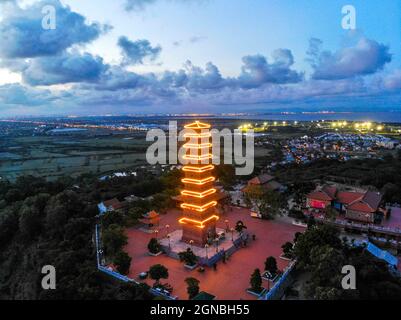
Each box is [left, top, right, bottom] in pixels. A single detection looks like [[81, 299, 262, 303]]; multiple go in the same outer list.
[[0, 134, 150, 181]]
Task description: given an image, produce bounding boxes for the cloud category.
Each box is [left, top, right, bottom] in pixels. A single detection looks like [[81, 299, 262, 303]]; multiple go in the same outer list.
[[308, 37, 392, 80], [118, 36, 161, 65], [0, 0, 109, 59], [383, 70, 401, 90], [20, 52, 108, 86], [124, 0, 158, 11], [124, 0, 206, 11], [0, 83, 55, 106], [237, 50, 304, 88], [172, 60, 228, 91], [189, 36, 207, 44]]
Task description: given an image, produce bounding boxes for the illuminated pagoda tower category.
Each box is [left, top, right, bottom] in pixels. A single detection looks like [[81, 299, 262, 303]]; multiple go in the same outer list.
[[179, 121, 219, 246]]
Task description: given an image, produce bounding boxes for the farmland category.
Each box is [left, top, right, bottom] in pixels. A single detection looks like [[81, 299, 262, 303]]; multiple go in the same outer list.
[[0, 133, 150, 181]]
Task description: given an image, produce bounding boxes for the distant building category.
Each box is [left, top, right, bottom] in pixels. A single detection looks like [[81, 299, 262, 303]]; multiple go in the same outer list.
[[243, 174, 286, 193], [97, 198, 128, 215], [306, 185, 383, 223]]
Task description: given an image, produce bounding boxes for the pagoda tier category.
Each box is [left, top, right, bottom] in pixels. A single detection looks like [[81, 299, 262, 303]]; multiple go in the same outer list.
[[179, 121, 219, 246]]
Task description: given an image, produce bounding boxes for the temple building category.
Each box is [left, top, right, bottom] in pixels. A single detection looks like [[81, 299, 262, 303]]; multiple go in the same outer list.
[[179, 121, 219, 246], [306, 185, 383, 223], [139, 210, 160, 229]]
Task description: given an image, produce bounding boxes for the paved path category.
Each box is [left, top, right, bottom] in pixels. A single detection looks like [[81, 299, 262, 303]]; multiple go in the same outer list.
[[124, 206, 302, 300]]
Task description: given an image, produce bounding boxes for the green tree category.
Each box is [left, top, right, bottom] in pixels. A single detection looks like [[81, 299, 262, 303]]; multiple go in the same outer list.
[[235, 220, 247, 234], [294, 224, 341, 265], [250, 268, 262, 293], [264, 256, 278, 274], [178, 248, 198, 266], [19, 205, 41, 240], [147, 238, 161, 254], [185, 277, 200, 299], [114, 251, 132, 275], [325, 207, 338, 221], [102, 224, 128, 256], [149, 264, 169, 285], [281, 242, 294, 258]]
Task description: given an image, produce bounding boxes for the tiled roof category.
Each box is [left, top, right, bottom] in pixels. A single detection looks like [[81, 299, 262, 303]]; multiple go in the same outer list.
[[336, 191, 363, 205], [362, 191, 382, 211], [307, 191, 333, 201], [184, 121, 210, 129], [248, 174, 275, 185], [347, 201, 375, 213], [322, 186, 337, 199], [103, 198, 127, 210], [308, 185, 382, 213], [144, 210, 160, 218]]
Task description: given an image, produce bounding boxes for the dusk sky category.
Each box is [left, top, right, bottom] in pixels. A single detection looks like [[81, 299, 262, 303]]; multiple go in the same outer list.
[[0, 0, 401, 116]]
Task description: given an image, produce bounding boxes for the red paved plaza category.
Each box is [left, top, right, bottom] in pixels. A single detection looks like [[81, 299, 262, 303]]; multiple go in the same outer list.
[[124, 206, 303, 300]]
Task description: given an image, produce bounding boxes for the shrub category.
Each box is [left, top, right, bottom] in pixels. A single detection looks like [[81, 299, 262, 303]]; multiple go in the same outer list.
[[149, 264, 169, 285], [185, 277, 200, 299], [264, 256, 278, 274], [114, 250, 131, 275], [147, 238, 161, 254], [250, 268, 262, 293], [178, 248, 198, 266]]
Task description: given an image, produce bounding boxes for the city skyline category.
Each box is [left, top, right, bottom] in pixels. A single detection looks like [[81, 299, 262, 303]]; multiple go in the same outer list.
[[0, 0, 400, 116]]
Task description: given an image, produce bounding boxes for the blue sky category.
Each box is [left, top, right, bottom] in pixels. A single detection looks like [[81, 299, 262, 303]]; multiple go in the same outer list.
[[0, 0, 400, 116]]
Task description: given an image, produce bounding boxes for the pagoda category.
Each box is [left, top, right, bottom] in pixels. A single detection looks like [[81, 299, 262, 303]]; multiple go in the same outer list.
[[179, 121, 219, 246]]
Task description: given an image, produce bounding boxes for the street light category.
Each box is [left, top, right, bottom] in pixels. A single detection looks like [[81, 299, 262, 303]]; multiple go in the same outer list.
[[155, 229, 159, 239], [214, 238, 219, 253], [230, 227, 235, 241], [225, 219, 229, 232], [165, 224, 170, 236], [167, 233, 171, 249]]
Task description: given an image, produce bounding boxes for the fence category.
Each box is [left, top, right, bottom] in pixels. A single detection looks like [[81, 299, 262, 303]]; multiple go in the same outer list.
[[95, 224, 180, 299], [95, 224, 138, 284], [259, 260, 297, 300]]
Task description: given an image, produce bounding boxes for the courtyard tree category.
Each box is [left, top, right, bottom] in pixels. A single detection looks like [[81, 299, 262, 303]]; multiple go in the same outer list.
[[294, 224, 342, 266], [149, 264, 169, 286], [281, 242, 294, 259], [243, 185, 268, 215], [235, 220, 247, 234], [102, 210, 125, 228], [147, 237, 161, 254], [178, 248, 198, 267], [325, 207, 338, 221], [249, 268, 263, 294], [102, 224, 128, 256], [243, 185, 284, 219], [185, 277, 200, 299], [264, 256, 278, 275], [114, 250, 132, 275]]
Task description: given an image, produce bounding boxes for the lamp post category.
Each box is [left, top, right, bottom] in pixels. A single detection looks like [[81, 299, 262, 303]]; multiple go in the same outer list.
[[165, 224, 170, 237], [155, 229, 159, 239], [205, 244, 209, 259], [215, 238, 219, 253], [189, 240, 194, 252], [230, 227, 235, 242], [225, 219, 229, 232], [167, 234, 171, 249]]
